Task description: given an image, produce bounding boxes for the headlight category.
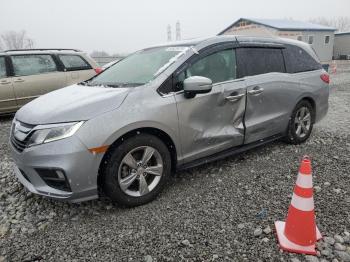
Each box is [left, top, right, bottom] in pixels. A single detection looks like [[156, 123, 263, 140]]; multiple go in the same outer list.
[[27, 121, 84, 147]]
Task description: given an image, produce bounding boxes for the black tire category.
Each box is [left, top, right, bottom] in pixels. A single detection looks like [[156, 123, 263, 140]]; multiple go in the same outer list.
[[102, 134, 171, 207], [284, 100, 314, 144]]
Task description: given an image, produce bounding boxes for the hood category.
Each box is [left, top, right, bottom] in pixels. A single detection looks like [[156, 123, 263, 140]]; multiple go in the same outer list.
[[16, 84, 130, 125]]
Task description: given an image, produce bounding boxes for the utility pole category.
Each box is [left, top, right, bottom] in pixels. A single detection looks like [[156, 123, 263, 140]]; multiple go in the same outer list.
[[176, 21, 181, 41], [167, 24, 172, 42]]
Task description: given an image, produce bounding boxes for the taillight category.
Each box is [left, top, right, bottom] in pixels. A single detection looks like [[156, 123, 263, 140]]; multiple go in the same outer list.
[[94, 67, 103, 74], [320, 73, 330, 84]]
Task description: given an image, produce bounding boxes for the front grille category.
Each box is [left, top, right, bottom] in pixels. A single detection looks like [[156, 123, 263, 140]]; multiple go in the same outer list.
[[10, 120, 35, 153], [11, 135, 28, 152]]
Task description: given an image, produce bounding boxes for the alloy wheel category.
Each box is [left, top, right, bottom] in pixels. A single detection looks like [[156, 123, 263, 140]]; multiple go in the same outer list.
[[117, 146, 163, 197], [294, 106, 311, 138]]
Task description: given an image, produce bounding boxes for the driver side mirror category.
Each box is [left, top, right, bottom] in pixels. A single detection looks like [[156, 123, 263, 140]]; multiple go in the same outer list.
[[183, 76, 212, 98]]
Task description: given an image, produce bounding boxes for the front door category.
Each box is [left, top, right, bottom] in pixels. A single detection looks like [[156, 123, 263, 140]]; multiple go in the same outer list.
[[11, 54, 66, 106], [174, 46, 246, 163], [0, 56, 17, 113]]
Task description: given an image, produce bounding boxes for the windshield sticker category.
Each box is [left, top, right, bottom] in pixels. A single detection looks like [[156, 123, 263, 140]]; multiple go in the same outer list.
[[165, 46, 188, 52]]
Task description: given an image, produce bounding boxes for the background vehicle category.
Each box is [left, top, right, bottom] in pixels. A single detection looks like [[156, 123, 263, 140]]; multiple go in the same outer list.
[[0, 49, 101, 114], [10, 36, 329, 207]]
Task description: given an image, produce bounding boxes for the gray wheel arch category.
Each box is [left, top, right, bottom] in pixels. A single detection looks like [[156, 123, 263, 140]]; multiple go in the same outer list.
[[97, 126, 179, 193], [295, 96, 317, 123]]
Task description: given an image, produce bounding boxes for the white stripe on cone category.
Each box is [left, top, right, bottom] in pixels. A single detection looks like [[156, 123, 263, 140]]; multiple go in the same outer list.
[[291, 193, 314, 211], [296, 172, 313, 188]]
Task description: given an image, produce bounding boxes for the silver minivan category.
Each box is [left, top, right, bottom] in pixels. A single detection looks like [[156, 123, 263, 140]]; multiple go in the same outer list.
[[10, 36, 329, 206]]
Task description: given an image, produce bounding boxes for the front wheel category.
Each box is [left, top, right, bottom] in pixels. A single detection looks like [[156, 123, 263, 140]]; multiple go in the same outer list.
[[284, 100, 314, 144], [102, 134, 171, 207]]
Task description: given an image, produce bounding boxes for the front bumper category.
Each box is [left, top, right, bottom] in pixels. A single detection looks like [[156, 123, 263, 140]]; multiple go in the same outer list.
[[10, 135, 102, 203]]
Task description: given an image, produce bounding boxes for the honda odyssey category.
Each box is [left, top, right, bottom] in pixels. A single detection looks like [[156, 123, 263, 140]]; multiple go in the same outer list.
[[10, 36, 329, 206]]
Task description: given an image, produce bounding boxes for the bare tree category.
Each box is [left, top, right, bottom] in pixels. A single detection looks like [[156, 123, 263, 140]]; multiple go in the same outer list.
[[0, 30, 34, 50], [90, 50, 110, 57], [336, 17, 350, 32], [309, 17, 350, 32]]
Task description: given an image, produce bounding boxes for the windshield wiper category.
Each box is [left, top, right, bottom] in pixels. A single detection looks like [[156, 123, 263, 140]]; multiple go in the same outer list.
[[78, 80, 90, 86], [85, 82, 111, 87], [118, 83, 144, 87], [88, 82, 144, 88], [103, 84, 121, 88]]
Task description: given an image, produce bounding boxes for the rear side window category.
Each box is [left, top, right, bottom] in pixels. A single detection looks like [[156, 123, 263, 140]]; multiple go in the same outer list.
[[58, 55, 91, 71], [237, 48, 285, 77], [0, 57, 6, 78], [283, 45, 322, 73], [12, 55, 57, 76]]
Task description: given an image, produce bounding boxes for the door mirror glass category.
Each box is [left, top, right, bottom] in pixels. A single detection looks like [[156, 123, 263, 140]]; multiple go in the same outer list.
[[183, 76, 212, 98]]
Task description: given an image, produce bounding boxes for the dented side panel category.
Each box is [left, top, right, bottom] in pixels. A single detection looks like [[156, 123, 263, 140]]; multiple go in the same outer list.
[[175, 80, 246, 163], [244, 73, 300, 144]]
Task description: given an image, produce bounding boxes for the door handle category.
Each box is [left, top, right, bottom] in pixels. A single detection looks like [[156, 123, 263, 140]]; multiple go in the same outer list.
[[248, 87, 264, 95], [225, 93, 245, 102], [14, 78, 24, 83]]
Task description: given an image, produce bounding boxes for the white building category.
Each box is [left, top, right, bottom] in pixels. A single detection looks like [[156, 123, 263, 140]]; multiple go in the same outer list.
[[218, 18, 336, 62], [333, 32, 350, 59]]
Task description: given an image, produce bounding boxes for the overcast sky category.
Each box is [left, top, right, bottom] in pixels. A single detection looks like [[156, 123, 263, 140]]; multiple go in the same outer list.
[[0, 0, 349, 54]]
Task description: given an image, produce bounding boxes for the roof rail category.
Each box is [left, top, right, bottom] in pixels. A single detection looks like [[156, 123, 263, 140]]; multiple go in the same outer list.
[[3, 48, 82, 52]]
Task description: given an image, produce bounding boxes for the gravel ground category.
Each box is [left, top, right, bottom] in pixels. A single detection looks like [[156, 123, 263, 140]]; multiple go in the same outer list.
[[0, 62, 350, 262]]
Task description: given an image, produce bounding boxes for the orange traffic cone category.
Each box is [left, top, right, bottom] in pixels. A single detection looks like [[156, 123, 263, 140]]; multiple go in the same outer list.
[[275, 156, 322, 255]]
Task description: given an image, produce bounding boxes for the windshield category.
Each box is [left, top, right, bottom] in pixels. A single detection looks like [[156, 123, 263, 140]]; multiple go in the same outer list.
[[89, 46, 189, 87]]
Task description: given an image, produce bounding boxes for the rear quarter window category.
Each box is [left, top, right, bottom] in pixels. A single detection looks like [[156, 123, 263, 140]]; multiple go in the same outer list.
[[237, 47, 285, 78], [283, 45, 322, 73], [0, 57, 7, 78], [58, 55, 92, 71]]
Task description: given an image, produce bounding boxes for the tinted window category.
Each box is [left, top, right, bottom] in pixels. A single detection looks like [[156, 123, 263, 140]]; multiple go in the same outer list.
[[283, 45, 322, 73], [237, 48, 285, 77], [186, 49, 236, 83], [12, 55, 57, 76], [176, 49, 236, 90], [58, 55, 91, 71], [0, 57, 6, 78]]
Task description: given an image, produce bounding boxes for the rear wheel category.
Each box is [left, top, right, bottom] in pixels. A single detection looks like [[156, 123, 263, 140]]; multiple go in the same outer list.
[[284, 100, 314, 144], [102, 134, 171, 207]]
